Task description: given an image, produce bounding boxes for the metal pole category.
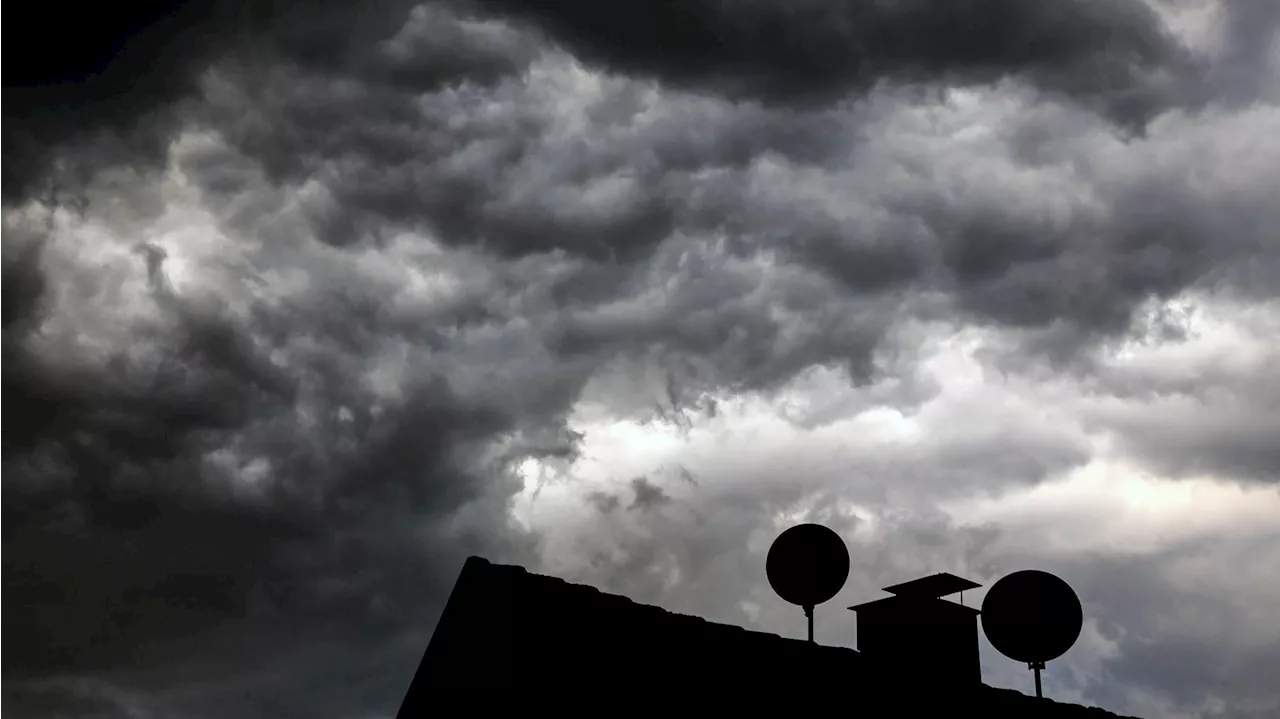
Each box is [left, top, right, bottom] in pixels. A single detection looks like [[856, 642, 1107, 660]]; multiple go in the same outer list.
[[805, 605, 814, 643], [1031, 662, 1044, 698]]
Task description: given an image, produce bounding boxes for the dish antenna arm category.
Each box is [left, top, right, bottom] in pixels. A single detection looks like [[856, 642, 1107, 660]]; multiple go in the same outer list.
[[765, 523, 850, 646], [1030, 661, 1045, 698], [980, 569, 1083, 701]]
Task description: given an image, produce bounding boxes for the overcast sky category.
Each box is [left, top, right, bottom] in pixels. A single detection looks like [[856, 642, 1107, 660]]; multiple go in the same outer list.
[[4, 1, 1279, 717]]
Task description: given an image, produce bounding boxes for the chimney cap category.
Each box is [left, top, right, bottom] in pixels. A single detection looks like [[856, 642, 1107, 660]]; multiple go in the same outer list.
[[847, 594, 981, 613], [883, 572, 980, 598]]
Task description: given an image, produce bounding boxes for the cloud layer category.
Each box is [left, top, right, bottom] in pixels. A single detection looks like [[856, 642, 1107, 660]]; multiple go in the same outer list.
[[4, 1, 1279, 717]]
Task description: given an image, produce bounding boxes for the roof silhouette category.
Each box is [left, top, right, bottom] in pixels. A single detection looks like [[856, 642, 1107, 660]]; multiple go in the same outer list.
[[397, 557, 1141, 717], [849, 575, 985, 686], [848, 593, 982, 613], [881, 571, 981, 598]]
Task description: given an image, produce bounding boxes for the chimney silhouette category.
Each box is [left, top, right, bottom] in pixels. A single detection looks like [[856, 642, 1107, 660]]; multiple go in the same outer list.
[[848, 573, 982, 687]]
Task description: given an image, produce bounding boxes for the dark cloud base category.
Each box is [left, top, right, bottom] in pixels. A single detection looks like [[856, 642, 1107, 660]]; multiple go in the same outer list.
[[472, 0, 1206, 124]]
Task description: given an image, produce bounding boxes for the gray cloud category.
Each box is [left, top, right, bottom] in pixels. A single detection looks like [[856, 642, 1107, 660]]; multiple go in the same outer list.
[[1205, 0, 1280, 105], [1018, 538, 1280, 719], [2, 0, 525, 206], [1036, 298, 1280, 485], [192, 34, 1280, 388], [472, 0, 1208, 125], [4, 0, 265, 204], [546, 480, 1005, 652], [628, 476, 671, 510], [2, 165, 548, 710], [4, 0, 1279, 717]]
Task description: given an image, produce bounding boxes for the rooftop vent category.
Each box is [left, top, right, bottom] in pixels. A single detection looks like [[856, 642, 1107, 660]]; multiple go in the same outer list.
[[849, 572, 983, 686]]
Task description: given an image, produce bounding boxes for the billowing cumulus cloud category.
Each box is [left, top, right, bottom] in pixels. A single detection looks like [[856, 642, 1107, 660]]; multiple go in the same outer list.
[[3, 1, 1279, 717]]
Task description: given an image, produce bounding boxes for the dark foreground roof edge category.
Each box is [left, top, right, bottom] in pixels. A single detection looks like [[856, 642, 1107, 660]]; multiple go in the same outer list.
[[460, 556, 863, 654], [438, 557, 1141, 718]]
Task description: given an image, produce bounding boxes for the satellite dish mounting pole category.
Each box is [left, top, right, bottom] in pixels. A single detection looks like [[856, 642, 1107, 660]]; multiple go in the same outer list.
[[765, 523, 849, 648], [981, 569, 1083, 703]]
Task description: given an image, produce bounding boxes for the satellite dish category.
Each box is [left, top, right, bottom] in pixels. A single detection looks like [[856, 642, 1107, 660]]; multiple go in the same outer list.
[[981, 569, 1084, 698], [766, 523, 850, 643]]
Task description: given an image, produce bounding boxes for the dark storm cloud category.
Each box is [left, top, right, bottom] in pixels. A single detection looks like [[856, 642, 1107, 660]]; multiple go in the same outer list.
[[1209, 0, 1280, 104], [585, 490, 622, 514], [683, 110, 1277, 375], [1098, 403, 1280, 484], [2, 0, 529, 205], [3, 0, 274, 204], [2, 677, 158, 719], [42, 36, 1258, 706], [1, 200, 546, 717], [14, 0, 1270, 375], [472, 0, 1205, 125], [180, 40, 914, 400], [4, 0, 1278, 716], [1, 220, 51, 331], [3, 0, 1207, 207], [194, 51, 850, 264], [628, 476, 671, 510]]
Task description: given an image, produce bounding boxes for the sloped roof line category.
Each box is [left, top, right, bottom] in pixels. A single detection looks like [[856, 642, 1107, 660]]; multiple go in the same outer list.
[[474, 557, 865, 654]]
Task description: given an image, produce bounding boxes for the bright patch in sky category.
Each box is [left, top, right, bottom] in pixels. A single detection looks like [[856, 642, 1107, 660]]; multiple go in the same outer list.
[[515, 289, 1280, 570]]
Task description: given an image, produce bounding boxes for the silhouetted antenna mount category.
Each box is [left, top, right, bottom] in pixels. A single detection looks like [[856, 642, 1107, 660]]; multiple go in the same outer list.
[[766, 523, 850, 643], [980, 569, 1083, 699]]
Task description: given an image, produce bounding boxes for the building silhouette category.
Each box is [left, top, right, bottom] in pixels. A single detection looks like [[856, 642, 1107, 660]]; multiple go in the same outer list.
[[849, 572, 983, 687], [397, 557, 1138, 716]]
